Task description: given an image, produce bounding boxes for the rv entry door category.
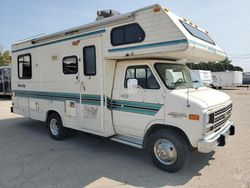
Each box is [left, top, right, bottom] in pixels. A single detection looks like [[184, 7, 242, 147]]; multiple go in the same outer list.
[[78, 36, 104, 134]]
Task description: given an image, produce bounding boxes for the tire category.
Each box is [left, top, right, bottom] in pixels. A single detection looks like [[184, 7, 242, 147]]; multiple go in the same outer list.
[[210, 84, 216, 89], [148, 129, 189, 172], [47, 112, 69, 140]]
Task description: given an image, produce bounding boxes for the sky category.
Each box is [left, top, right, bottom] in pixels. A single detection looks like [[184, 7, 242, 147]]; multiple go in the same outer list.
[[0, 0, 250, 71]]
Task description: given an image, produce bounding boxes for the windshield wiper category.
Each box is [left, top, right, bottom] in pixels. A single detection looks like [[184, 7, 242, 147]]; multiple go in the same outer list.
[[192, 80, 200, 83]]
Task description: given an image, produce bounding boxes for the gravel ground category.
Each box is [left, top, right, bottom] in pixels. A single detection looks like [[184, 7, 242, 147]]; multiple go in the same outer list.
[[0, 88, 249, 188]]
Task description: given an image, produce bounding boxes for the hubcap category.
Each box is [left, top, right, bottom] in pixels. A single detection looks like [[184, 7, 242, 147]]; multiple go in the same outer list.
[[50, 118, 59, 136], [154, 138, 177, 165]]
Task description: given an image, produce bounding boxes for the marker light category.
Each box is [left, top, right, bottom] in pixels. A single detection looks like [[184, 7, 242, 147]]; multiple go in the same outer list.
[[164, 8, 169, 12], [153, 7, 161, 12], [189, 114, 200, 121], [72, 40, 80, 46]]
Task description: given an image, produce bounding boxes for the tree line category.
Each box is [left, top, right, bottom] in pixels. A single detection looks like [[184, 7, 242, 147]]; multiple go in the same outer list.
[[0, 51, 11, 67], [186, 58, 243, 72]]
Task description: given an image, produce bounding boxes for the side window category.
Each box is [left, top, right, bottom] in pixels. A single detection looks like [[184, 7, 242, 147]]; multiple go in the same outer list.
[[83, 46, 96, 76], [124, 66, 160, 89], [111, 23, 145, 46], [18, 54, 32, 79], [62, 56, 78, 74]]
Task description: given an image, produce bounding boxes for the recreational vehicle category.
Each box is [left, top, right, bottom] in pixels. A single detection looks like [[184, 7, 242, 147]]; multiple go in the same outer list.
[[0, 66, 11, 96], [211, 71, 243, 89], [190, 70, 212, 86], [11, 4, 235, 172]]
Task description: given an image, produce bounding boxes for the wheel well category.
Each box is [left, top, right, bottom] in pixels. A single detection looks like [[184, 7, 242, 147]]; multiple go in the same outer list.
[[46, 110, 59, 123], [143, 124, 193, 150]]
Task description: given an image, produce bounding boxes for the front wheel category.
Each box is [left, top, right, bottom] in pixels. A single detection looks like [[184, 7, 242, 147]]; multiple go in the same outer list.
[[148, 129, 189, 172], [47, 113, 69, 140]]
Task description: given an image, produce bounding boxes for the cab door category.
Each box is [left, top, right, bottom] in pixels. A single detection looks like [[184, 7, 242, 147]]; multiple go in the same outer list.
[[112, 62, 165, 138]]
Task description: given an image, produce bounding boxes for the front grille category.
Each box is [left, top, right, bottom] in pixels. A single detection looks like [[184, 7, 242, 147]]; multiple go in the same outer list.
[[213, 103, 232, 131]]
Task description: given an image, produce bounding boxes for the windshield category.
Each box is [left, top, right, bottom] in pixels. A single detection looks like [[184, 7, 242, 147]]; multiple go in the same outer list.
[[154, 63, 205, 89]]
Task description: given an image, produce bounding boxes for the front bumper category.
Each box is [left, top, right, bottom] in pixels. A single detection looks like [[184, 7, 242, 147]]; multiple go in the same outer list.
[[198, 120, 235, 153]]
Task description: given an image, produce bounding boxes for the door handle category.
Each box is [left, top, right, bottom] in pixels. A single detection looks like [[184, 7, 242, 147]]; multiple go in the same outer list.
[[121, 94, 129, 98]]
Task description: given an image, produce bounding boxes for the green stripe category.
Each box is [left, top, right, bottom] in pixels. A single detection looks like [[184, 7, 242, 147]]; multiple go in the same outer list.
[[12, 29, 106, 53], [13, 90, 163, 116], [82, 94, 101, 100], [112, 99, 162, 110], [112, 106, 157, 116], [108, 38, 226, 56], [188, 40, 226, 55], [108, 39, 188, 53]]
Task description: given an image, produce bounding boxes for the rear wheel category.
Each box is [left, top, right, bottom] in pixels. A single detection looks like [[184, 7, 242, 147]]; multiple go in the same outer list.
[[47, 113, 69, 140], [148, 129, 189, 172]]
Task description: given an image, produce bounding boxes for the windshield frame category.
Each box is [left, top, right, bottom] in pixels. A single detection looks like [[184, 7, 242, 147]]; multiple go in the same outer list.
[[154, 62, 205, 90]]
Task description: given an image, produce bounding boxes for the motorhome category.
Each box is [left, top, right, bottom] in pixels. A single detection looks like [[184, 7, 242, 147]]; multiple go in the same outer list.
[[190, 70, 212, 86], [0, 66, 11, 96], [11, 4, 235, 172], [211, 71, 243, 89]]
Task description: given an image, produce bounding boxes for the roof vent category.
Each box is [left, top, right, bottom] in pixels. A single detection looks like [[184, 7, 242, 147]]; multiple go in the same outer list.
[[96, 10, 121, 21]]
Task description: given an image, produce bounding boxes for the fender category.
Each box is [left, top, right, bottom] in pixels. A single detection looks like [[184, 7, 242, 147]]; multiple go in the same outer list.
[[142, 123, 192, 149]]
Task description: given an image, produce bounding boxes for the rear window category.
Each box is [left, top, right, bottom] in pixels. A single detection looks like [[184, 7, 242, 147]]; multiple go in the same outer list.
[[180, 20, 215, 45], [111, 23, 145, 46], [17, 54, 32, 79]]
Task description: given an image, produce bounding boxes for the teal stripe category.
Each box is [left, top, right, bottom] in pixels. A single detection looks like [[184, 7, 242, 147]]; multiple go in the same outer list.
[[108, 38, 225, 56], [108, 39, 188, 53], [112, 106, 157, 116], [189, 40, 226, 55], [13, 90, 163, 116], [112, 99, 163, 110], [82, 94, 101, 100], [12, 29, 106, 53], [81, 100, 101, 106]]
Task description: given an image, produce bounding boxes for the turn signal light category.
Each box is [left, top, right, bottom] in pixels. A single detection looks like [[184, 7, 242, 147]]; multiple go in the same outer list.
[[189, 114, 200, 121]]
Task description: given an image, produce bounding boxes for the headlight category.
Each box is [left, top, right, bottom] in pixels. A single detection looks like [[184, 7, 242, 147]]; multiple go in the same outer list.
[[208, 113, 215, 124], [205, 113, 215, 133]]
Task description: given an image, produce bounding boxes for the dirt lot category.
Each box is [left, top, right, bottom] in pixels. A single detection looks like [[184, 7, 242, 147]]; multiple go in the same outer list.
[[0, 88, 250, 188]]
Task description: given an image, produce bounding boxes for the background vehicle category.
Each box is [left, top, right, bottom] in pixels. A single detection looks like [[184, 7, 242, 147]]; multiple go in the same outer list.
[[0, 66, 11, 96], [211, 71, 243, 89], [243, 72, 250, 85], [190, 70, 212, 86]]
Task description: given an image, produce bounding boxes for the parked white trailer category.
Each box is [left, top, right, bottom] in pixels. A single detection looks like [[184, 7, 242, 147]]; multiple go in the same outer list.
[[191, 70, 212, 86], [11, 4, 235, 172], [0, 66, 11, 96], [243, 72, 250, 84], [211, 71, 243, 89]]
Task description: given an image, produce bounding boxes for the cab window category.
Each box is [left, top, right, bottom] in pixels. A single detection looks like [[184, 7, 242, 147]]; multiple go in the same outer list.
[[124, 66, 160, 89]]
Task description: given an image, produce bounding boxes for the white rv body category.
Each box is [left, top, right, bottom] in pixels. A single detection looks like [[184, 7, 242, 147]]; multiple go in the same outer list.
[[0, 66, 11, 96], [211, 71, 243, 88], [11, 4, 235, 172], [191, 70, 212, 86]]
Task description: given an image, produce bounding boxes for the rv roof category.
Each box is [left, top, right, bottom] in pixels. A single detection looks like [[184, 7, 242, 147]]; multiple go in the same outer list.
[[13, 4, 160, 46]]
